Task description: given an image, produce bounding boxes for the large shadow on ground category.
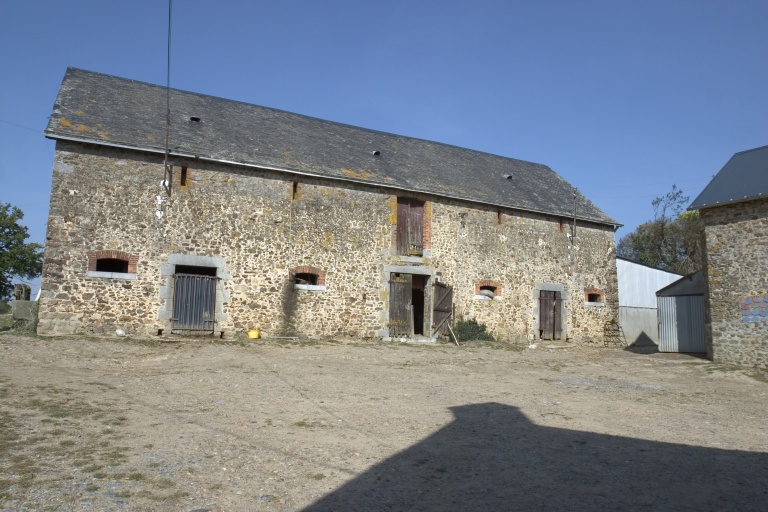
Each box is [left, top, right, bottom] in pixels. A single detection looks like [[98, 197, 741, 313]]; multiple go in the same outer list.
[[303, 403, 767, 511]]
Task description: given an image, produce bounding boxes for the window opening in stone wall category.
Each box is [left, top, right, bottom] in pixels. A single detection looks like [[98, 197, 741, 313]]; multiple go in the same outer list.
[[180, 166, 188, 186], [585, 289, 604, 304], [96, 258, 129, 273], [397, 197, 425, 256], [475, 280, 501, 300], [291, 266, 326, 290], [496, 211, 502, 225], [292, 181, 300, 200], [479, 285, 498, 298], [293, 272, 318, 285]]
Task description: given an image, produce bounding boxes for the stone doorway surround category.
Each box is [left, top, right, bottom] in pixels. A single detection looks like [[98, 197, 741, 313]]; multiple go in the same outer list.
[[158, 254, 230, 337]]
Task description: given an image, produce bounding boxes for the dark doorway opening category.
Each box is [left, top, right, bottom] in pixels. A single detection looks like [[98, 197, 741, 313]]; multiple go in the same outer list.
[[389, 273, 429, 337], [175, 265, 216, 276]]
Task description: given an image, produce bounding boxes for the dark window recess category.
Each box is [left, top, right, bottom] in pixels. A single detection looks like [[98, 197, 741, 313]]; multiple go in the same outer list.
[[479, 285, 497, 298], [397, 197, 425, 256], [96, 258, 129, 273], [175, 265, 217, 276], [496, 211, 502, 225], [588, 293, 602, 302], [180, 167, 188, 186], [293, 272, 318, 285], [292, 181, 299, 200]]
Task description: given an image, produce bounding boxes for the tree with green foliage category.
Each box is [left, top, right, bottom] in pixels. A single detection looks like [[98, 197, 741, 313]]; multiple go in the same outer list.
[[0, 203, 43, 301], [616, 185, 703, 275]]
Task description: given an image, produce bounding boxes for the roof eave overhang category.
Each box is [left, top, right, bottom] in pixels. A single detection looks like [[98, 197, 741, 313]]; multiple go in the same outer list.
[[46, 132, 620, 228], [689, 193, 768, 211]]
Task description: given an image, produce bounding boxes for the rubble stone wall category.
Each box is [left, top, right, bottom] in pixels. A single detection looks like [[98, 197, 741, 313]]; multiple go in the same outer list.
[[39, 141, 618, 343], [701, 199, 768, 368]]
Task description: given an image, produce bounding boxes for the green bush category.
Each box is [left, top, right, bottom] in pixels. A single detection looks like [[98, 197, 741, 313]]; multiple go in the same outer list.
[[0, 301, 10, 314], [453, 318, 494, 342]]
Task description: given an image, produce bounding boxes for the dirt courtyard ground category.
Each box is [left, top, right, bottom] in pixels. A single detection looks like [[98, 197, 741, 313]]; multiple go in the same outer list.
[[1, 333, 767, 511]]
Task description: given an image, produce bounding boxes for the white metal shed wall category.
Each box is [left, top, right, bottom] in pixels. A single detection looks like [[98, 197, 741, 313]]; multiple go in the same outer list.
[[617, 259, 681, 308], [658, 296, 706, 353]]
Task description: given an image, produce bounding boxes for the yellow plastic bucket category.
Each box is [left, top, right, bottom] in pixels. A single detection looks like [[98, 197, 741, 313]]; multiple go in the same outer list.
[[247, 329, 260, 339]]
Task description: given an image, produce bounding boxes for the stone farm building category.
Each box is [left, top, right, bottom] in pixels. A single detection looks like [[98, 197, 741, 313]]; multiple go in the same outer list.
[[689, 145, 768, 368], [38, 68, 619, 342]]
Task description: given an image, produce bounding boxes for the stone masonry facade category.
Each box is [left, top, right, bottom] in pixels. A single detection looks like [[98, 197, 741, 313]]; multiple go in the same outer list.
[[701, 198, 768, 369], [38, 141, 618, 343]]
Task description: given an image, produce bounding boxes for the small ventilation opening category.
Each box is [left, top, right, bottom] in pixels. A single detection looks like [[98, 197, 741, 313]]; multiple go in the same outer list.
[[190, 116, 201, 122], [96, 258, 129, 273], [180, 166, 188, 186], [372, 150, 381, 156], [587, 293, 601, 302], [293, 272, 318, 285]]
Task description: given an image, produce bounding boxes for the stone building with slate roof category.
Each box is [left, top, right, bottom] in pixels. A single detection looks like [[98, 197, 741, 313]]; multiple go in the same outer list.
[[38, 68, 619, 342], [689, 145, 768, 368]]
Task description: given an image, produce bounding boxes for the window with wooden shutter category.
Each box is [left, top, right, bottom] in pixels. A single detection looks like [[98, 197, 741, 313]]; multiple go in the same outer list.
[[396, 197, 425, 256]]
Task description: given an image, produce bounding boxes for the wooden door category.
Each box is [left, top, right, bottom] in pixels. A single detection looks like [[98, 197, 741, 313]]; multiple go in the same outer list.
[[389, 273, 413, 337], [432, 281, 453, 336], [539, 291, 562, 340], [397, 198, 424, 256]]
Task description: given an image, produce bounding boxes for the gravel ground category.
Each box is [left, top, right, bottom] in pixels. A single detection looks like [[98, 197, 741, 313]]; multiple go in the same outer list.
[[1, 333, 767, 511]]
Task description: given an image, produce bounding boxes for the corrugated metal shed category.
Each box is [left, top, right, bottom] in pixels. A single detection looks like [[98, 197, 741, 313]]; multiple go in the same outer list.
[[617, 258, 681, 308], [656, 271, 706, 353]]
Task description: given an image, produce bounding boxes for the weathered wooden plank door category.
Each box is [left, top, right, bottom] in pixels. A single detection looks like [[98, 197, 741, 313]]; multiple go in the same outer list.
[[432, 281, 453, 336], [172, 274, 217, 335], [389, 272, 413, 337], [539, 291, 562, 340], [397, 198, 424, 256]]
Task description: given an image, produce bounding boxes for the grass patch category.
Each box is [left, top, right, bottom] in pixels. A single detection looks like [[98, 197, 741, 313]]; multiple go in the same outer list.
[[309, 473, 326, 480], [27, 397, 102, 419], [103, 447, 131, 465], [292, 420, 325, 428]]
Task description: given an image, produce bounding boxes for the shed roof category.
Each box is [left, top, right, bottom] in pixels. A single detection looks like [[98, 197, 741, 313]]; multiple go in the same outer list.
[[689, 145, 768, 210], [656, 270, 705, 297], [45, 68, 617, 226]]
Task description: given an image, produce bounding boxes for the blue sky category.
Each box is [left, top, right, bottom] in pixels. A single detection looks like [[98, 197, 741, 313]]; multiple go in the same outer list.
[[1, 1, 767, 293]]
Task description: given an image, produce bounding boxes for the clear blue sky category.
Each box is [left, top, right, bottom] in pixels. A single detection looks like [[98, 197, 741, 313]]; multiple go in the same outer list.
[[2, 1, 767, 293]]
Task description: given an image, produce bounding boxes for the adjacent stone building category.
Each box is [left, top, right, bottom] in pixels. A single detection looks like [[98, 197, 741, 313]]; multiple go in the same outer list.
[[689, 145, 768, 368], [39, 68, 619, 342]]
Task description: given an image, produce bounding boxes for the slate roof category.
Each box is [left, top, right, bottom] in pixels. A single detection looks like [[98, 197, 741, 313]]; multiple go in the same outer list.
[[689, 145, 768, 210], [45, 68, 617, 226]]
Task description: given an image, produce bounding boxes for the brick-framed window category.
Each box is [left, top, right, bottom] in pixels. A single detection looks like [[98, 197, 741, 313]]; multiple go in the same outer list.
[[584, 288, 605, 305], [291, 265, 326, 291], [87, 251, 138, 280], [475, 280, 502, 300]]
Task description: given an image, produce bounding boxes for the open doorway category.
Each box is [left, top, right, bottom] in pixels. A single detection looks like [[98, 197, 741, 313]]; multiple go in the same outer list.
[[389, 272, 429, 337]]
